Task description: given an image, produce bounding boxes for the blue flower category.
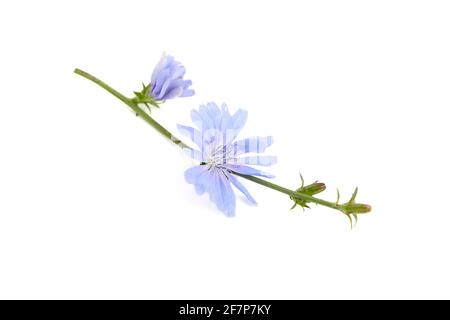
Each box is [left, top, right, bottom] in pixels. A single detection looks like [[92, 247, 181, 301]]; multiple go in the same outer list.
[[149, 53, 194, 101], [178, 102, 277, 217]]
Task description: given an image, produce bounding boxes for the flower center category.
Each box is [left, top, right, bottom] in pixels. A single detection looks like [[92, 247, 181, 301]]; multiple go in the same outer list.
[[206, 143, 236, 168]]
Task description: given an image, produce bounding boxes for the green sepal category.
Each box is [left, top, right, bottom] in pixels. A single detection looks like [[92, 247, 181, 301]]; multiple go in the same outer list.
[[132, 83, 160, 111]]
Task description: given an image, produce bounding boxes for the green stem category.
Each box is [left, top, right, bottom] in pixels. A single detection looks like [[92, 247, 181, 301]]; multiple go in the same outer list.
[[233, 172, 341, 212], [74, 68, 370, 215], [74, 68, 189, 149]]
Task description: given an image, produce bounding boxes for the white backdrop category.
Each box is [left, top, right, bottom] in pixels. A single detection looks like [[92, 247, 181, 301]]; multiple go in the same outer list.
[[1, 0, 449, 299]]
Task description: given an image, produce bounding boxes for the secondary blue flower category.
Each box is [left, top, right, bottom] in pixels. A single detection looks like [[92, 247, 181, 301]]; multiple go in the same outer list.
[[178, 102, 277, 217], [148, 53, 194, 101]]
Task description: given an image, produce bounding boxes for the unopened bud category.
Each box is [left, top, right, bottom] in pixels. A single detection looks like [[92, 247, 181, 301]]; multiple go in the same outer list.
[[290, 181, 327, 210], [297, 182, 326, 196]]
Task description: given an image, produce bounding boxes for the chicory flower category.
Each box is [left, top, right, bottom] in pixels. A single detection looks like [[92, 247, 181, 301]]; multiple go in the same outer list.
[[178, 102, 277, 216], [148, 53, 194, 101]]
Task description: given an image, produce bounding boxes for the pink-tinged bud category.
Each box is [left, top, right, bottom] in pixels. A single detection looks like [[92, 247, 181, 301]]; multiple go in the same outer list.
[[298, 182, 326, 196], [290, 181, 327, 209]]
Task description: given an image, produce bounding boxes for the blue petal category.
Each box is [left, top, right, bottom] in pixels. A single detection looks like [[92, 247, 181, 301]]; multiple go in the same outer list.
[[159, 70, 185, 98], [191, 109, 209, 130], [209, 170, 236, 217], [195, 167, 213, 194], [185, 167, 236, 216], [184, 165, 211, 194], [229, 155, 277, 166], [228, 174, 257, 205], [177, 124, 204, 149], [161, 79, 184, 97], [181, 89, 195, 97], [151, 54, 172, 85], [232, 136, 274, 155], [230, 109, 248, 133], [225, 164, 275, 178], [217, 108, 248, 144], [169, 64, 186, 80], [204, 102, 222, 130], [182, 79, 193, 88], [182, 148, 204, 162], [220, 175, 236, 217], [220, 103, 232, 126], [152, 69, 170, 97], [191, 104, 217, 130], [185, 165, 207, 184], [164, 86, 183, 99], [180, 80, 194, 97], [220, 103, 242, 144], [191, 104, 225, 153]]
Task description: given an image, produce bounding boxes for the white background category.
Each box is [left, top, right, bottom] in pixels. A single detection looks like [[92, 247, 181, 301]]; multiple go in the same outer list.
[[0, 0, 449, 299]]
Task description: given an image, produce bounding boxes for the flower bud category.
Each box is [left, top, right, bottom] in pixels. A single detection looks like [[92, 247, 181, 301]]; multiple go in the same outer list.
[[290, 181, 326, 209], [297, 182, 326, 196], [148, 53, 194, 101]]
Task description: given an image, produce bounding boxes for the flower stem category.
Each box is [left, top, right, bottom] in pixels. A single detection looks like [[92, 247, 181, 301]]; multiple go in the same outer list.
[[73, 68, 189, 149], [74, 68, 371, 215], [234, 173, 342, 212]]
